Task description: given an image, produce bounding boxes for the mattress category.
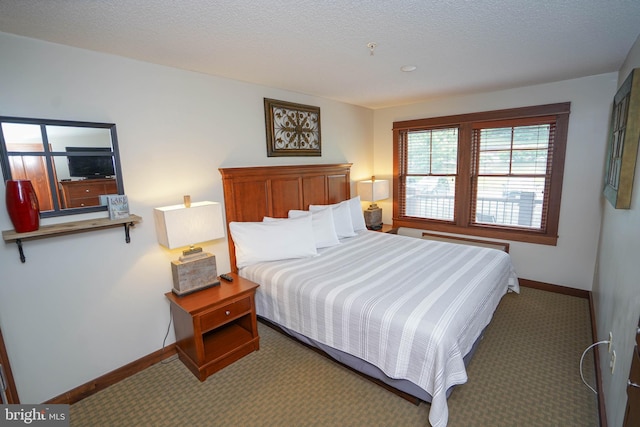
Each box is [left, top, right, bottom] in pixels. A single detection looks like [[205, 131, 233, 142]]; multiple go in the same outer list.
[[240, 231, 519, 427]]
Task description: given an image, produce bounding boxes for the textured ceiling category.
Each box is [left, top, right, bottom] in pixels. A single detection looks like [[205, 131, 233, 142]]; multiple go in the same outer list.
[[1, 0, 639, 109]]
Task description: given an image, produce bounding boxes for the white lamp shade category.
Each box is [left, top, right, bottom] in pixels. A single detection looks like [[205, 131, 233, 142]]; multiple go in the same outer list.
[[154, 201, 225, 249], [357, 179, 390, 203]]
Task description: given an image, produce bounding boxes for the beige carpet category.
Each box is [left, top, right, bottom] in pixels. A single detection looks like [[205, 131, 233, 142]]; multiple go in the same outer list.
[[70, 287, 599, 426]]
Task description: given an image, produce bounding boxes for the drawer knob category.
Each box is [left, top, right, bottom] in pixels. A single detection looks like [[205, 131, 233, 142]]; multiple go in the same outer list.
[[225, 310, 231, 316], [85, 189, 90, 192]]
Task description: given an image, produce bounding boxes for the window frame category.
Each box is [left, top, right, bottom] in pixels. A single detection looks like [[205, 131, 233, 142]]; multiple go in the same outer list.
[[392, 103, 570, 245]]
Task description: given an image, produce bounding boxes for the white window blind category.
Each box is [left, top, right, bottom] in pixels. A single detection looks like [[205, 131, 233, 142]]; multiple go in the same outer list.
[[404, 128, 458, 221], [471, 119, 555, 230]]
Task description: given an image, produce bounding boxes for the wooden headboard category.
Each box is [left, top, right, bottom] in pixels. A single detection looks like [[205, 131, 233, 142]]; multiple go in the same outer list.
[[219, 163, 352, 272]]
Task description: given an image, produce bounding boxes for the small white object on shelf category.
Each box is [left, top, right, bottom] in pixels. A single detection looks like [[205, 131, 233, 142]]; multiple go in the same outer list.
[[106, 195, 130, 220]]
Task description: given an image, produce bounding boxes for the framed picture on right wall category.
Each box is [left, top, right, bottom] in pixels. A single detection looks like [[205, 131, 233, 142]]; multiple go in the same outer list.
[[604, 67, 640, 209]]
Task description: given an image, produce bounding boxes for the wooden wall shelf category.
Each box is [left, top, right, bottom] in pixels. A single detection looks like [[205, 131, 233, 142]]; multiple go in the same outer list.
[[2, 214, 141, 263]]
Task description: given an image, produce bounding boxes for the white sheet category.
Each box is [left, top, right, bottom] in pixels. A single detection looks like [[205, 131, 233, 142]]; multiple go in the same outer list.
[[240, 231, 519, 427]]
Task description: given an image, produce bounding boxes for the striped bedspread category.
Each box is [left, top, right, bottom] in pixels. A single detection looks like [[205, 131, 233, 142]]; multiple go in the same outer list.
[[240, 231, 519, 427]]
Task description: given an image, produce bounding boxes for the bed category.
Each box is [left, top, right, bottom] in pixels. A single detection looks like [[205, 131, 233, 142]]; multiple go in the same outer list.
[[219, 163, 519, 427]]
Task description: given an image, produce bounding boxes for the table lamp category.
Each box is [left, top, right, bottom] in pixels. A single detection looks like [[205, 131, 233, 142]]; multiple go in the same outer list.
[[154, 196, 225, 296], [357, 176, 389, 230]]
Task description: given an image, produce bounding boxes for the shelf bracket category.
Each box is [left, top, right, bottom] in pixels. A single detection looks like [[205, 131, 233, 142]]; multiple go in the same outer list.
[[13, 223, 135, 262], [15, 239, 25, 263], [3, 214, 141, 263], [124, 222, 133, 243]]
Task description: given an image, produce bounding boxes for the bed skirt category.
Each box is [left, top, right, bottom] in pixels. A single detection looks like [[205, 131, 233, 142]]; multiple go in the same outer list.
[[259, 316, 485, 404]]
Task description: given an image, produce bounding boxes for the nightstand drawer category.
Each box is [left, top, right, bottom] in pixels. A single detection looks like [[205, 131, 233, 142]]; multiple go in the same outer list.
[[200, 297, 251, 332]]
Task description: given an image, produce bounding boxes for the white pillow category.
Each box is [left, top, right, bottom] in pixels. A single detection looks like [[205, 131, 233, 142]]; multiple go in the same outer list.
[[309, 201, 356, 238], [288, 208, 340, 248], [346, 196, 367, 232], [229, 215, 317, 268]]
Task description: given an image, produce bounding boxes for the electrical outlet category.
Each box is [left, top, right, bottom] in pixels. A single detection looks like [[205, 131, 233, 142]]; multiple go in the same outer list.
[[608, 332, 613, 352], [610, 350, 617, 374]]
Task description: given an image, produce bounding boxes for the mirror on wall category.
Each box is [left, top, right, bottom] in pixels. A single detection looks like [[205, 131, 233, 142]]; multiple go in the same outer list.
[[0, 116, 124, 218]]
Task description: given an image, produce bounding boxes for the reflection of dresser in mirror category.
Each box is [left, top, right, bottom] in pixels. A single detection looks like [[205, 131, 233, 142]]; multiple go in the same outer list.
[[58, 178, 117, 208]]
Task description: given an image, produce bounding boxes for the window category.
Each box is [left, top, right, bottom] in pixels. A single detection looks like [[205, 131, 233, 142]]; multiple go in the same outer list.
[[405, 128, 458, 221], [393, 103, 570, 245]]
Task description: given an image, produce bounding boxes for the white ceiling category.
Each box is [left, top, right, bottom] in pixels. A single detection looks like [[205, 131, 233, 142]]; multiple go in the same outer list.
[[1, 0, 639, 109]]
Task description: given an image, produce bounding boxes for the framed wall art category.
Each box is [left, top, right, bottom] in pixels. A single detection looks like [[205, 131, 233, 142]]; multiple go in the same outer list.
[[264, 98, 321, 157], [604, 68, 640, 209]]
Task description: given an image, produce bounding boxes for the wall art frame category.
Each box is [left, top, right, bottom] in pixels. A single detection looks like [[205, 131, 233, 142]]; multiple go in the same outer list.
[[604, 67, 640, 209], [264, 98, 321, 157]]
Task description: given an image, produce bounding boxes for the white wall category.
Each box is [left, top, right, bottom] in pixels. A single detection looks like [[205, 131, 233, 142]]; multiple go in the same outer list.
[[593, 34, 640, 427], [373, 74, 618, 290], [0, 32, 373, 403]]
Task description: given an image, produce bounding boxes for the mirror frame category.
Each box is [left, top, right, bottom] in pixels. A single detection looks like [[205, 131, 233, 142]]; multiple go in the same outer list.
[[0, 116, 125, 218]]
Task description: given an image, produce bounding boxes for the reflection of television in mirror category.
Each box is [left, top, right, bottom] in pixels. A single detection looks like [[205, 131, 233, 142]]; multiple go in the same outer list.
[[66, 147, 115, 179]]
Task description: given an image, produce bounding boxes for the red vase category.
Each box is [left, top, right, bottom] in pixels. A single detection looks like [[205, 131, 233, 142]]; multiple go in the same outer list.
[[5, 180, 40, 232]]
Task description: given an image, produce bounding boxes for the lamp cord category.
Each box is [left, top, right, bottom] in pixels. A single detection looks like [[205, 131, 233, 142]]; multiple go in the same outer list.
[[161, 304, 178, 364], [579, 340, 609, 394]]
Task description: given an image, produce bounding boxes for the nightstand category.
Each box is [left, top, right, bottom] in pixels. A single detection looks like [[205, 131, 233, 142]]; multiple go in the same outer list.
[[165, 273, 260, 381], [378, 224, 395, 233]]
